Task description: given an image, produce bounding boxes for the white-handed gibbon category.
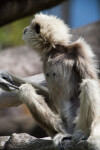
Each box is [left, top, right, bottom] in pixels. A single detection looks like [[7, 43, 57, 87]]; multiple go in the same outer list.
[[0, 14, 100, 148]]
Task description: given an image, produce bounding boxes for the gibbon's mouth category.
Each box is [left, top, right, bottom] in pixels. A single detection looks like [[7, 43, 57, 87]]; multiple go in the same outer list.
[[23, 27, 28, 35], [22, 28, 27, 40]]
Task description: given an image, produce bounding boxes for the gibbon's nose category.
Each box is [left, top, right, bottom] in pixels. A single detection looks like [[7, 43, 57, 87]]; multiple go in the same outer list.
[[23, 27, 28, 34]]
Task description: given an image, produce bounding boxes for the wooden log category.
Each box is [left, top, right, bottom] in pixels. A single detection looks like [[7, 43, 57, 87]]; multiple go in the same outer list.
[[0, 133, 96, 150], [0, 0, 65, 27]]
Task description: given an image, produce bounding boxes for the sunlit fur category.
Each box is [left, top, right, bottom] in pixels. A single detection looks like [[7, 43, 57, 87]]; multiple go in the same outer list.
[[21, 14, 100, 147], [23, 13, 71, 52]]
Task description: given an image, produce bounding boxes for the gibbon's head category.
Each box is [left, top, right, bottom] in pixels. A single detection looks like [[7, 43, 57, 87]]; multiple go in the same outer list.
[[23, 13, 71, 52]]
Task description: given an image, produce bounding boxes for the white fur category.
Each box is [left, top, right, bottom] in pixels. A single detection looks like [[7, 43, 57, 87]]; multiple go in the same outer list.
[[23, 13, 72, 51], [53, 132, 71, 145], [34, 14, 71, 43], [22, 14, 100, 148], [18, 84, 47, 113], [75, 79, 100, 135]]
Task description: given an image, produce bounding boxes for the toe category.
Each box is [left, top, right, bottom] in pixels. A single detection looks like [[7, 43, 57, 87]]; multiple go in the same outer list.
[[72, 130, 87, 143]]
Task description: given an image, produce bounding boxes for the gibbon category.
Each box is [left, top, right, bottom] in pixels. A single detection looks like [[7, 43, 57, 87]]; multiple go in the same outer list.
[[0, 14, 100, 148]]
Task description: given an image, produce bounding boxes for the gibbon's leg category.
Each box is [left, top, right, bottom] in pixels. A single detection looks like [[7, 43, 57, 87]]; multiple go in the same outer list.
[[0, 71, 49, 98], [18, 83, 72, 145], [75, 79, 100, 146], [17, 83, 63, 137], [0, 73, 72, 145]]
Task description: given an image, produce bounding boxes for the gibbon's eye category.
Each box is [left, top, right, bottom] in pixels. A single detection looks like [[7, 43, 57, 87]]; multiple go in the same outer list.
[[34, 23, 40, 34]]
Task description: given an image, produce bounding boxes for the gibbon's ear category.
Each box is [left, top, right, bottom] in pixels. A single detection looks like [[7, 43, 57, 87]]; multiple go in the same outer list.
[[67, 39, 98, 79]]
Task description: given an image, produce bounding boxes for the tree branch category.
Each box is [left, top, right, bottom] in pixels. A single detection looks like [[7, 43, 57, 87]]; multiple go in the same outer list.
[[0, 74, 45, 109], [0, 133, 96, 150], [0, 0, 66, 27]]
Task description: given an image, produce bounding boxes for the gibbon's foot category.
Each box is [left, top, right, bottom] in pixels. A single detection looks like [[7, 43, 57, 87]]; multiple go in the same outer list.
[[0, 72, 19, 91], [72, 130, 87, 144], [59, 136, 72, 150], [0, 71, 14, 84], [53, 133, 72, 148], [88, 136, 100, 150]]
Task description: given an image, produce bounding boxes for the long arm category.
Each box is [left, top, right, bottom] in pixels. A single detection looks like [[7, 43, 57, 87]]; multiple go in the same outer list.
[[10, 72, 49, 98], [0, 71, 49, 99], [0, 72, 49, 109], [17, 83, 64, 138], [0, 72, 63, 137], [0, 72, 65, 139], [75, 79, 100, 134], [70, 39, 100, 148], [75, 79, 100, 148], [0, 72, 72, 144]]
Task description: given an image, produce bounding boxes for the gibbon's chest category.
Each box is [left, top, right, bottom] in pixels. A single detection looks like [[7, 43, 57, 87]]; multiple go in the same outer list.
[[43, 56, 81, 100], [44, 61, 67, 113], [43, 57, 80, 117], [43, 60, 69, 99]]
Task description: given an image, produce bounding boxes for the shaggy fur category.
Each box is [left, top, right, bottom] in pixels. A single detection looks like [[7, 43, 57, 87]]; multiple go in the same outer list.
[[21, 14, 100, 147]]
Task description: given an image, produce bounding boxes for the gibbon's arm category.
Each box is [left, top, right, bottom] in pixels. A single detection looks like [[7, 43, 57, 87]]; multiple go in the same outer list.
[[76, 79, 100, 148], [0, 72, 68, 140], [17, 83, 72, 145], [0, 71, 49, 98], [67, 39, 100, 148]]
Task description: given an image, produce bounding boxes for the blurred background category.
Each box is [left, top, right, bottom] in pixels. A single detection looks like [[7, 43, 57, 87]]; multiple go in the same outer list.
[[0, 0, 100, 138], [0, 0, 100, 49]]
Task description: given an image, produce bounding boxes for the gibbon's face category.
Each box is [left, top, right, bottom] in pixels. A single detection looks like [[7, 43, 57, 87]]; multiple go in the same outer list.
[[23, 14, 71, 52]]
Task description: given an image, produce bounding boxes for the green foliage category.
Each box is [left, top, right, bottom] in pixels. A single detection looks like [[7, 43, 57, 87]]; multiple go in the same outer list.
[[0, 15, 33, 48]]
